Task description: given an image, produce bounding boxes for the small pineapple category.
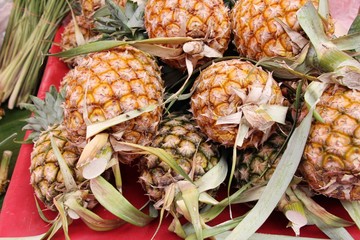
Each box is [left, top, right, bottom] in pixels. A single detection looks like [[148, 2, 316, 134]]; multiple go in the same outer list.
[[230, 0, 333, 61], [23, 86, 91, 210], [62, 45, 164, 164], [234, 126, 289, 188], [139, 114, 221, 203], [144, 0, 231, 70], [300, 84, 360, 200], [190, 59, 285, 149]]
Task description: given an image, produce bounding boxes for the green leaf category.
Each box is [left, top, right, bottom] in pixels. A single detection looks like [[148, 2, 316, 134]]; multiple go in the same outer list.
[[348, 15, 360, 35], [90, 176, 155, 226]]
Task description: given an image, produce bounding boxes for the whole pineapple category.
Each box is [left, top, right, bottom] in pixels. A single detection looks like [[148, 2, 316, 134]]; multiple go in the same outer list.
[[62, 45, 164, 164], [139, 114, 221, 203], [230, 0, 333, 61], [190, 59, 285, 149], [23, 86, 91, 210], [300, 84, 360, 200], [144, 0, 231, 70]]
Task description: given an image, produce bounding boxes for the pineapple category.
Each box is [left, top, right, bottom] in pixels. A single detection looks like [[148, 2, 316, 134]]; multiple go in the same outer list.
[[60, 15, 97, 52], [139, 114, 221, 203], [81, 0, 127, 18], [234, 125, 289, 188], [23, 86, 92, 211], [230, 0, 333, 61], [300, 84, 360, 200], [60, 0, 127, 55], [143, 0, 231, 71], [62, 45, 164, 164], [190, 59, 285, 149]]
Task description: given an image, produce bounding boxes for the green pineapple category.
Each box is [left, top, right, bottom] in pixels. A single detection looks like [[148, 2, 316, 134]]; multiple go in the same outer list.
[[23, 86, 92, 210], [139, 114, 221, 203]]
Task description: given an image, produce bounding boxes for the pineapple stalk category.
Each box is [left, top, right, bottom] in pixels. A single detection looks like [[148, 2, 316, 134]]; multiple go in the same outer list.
[[297, 2, 360, 89], [0, 150, 11, 194]]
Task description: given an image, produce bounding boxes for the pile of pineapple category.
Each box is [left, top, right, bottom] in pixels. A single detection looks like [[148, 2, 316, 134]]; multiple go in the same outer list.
[[24, 0, 360, 238]]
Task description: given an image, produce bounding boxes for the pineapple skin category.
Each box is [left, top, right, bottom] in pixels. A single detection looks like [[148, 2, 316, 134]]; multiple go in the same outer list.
[[235, 126, 288, 188], [60, 15, 97, 52], [144, 0, 231, 70], [300, 85, 360, 200], [30, 125, 84, 210], [139, 114, 221, 203], [190, 59, 284, 148], [62, 45, 164, 163], [231, 0, 319, 60]]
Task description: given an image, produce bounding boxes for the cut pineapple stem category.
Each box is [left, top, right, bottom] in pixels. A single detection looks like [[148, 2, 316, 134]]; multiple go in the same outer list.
[[278, 187, 307, 236], [0, 150, 11, 194], [297, 2, 360, 73]]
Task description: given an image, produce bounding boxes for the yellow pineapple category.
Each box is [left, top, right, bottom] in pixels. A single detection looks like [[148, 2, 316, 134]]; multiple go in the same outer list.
[[300, 84, 360, 200], [190, 59, 285, 149], [60, 15, 97, 52], [81, 0, 127, 18], [144, 0, 231, 70], [60, 0, 127, 55], [230, 0, 333, 61], [62, 45, 164, 164]]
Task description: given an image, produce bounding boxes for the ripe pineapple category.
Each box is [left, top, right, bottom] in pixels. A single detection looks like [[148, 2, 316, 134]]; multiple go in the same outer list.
[[60, 15, 97, 52], [23, 86, 91, 211], [60, 0, 127, 54], [81, 0, 127, 18], [230, 0, 333, 61], [300, 84, 360, 200], [144, 0, 231, 70], [139, 114, 221, 203], [190, 59, 285, 149], [62, 45, 164, 164]]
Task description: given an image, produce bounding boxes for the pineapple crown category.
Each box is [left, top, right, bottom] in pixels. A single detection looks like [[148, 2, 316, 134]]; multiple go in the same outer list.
[[93, 0, 147, 41], [21, 85, 65, 142]]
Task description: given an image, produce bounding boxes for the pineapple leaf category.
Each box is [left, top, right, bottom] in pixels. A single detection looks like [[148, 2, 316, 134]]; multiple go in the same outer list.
[[331, 32, 360, 51], [64, 196, 125, 230], [340, 200, 360, 229], [50, 135, 78, 191], [177, 181, 202, 240], [348, 15, 360, 35], [194, 156, 227, 193], [293, 188, 353, 227], [20, 85, 64, 142], [305, 209, 355, 240], [90, 176, 155, 226]]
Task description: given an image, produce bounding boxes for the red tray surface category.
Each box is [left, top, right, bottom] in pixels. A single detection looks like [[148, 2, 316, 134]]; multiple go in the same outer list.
[[0, 26, 359, 240]]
